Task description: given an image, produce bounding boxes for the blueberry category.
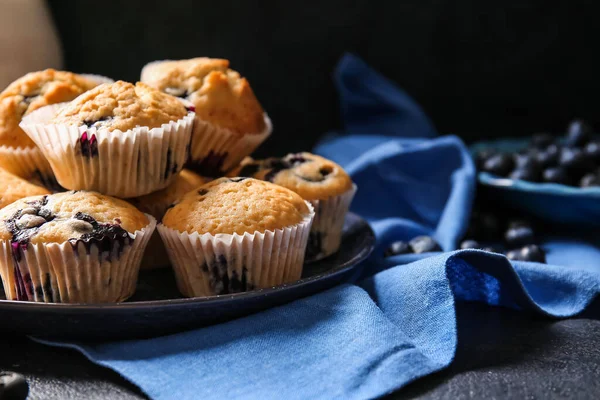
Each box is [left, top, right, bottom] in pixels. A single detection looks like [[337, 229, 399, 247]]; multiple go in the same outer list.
[[584, 141, 600, 163], [505, 226, 535, 248], [79, 131, 98, 158], [505, 249, 526, 261], [286, 155, 308, 165], [474, 149, 497, 170], [237, 163, 261, 177], [559, 147, 593, 172], [509, 167, 540, 182], [542, 167, 572, 185], [460, 239, 481, 249], [0, 371, 28, 400], [536, 144, 561, 168], [68, 212, 132, 258], [384, 240, 411, 257], [482, 153, 515, 177], [566, 119, 592, 147], [580, 173, 600, 188], [520, 244, 546, 263], [319, 166, 333, 177], [482, 246, 501, 254], [514, 153, 540, 171], [409, 236, 442, 254], [530, 133, 555, 149]]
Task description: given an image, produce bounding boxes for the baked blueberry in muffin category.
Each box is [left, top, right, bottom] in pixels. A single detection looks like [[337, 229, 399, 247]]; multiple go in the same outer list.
[[20, 81, 195, 198], [0, 69, 99, 183], [230, 152, 356, 260], [158, 177, 314, 297], [140, 58, 271, 176], [0, 191, 155, 303]]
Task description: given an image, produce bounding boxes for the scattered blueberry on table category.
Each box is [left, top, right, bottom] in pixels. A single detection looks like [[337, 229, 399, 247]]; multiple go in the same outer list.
[[460, 239, 480, 250], [384, 236, 441, 257], [477, 119, 600, 188], [409, 236, 442, 254], [461, 211, 547, 263], [506, 244, 546, 263], [504, 226, 535, 248], [384, 240, 411, 257]]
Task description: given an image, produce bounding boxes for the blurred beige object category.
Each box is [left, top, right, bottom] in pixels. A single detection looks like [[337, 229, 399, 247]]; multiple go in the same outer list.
[[0, 0, 62, 89]]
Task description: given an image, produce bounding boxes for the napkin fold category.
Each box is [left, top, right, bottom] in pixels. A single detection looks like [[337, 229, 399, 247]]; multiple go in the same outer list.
[[38, 54, 600, 400]]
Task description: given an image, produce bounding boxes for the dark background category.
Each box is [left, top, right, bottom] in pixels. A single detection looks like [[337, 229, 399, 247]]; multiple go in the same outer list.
[[47, 0, 600, 157]]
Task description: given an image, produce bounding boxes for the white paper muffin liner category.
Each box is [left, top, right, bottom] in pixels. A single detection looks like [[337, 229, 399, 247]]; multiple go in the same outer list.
[[157, 202, 315, 298], [305, 185, 357, 262], [186, 113, 272, 177], [19, 104, 195, 198], [0, 145, 56, 188], [0, 215, 156, 303]]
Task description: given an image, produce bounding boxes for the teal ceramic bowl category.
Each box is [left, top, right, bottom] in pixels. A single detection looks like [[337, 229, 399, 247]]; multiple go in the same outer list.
[[471, 138, 600, 227]]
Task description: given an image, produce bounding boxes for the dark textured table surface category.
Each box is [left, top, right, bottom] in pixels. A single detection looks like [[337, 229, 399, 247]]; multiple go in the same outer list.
[[2, 302, 599, 400]]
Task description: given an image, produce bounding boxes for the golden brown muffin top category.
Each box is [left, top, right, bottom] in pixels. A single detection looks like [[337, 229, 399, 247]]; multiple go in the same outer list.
[[0, 191, 149, 244], [232, 152, 353, 201], [49, 81, 188, 132], [162, 177, 310, 235], [0, 168, 51, 209], [140, 58, 266, 135], [0, 69, 98, 148], [128, 169, 208, 219]]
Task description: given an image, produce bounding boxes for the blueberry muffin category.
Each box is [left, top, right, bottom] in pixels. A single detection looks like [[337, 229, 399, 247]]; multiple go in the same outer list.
[[128, 169, 208, 269], [0, 191, 155, 303], [140, 58, 271, 176], [0, 69, 99, 186], [0, 168, 50, 209], [232, 152, 356, 260], [157, 177, 314, 297], [19, 81, 195, 198]]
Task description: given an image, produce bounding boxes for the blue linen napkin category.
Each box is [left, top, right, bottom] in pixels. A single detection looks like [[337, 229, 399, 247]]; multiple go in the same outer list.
[[37, 54, 600, 400]]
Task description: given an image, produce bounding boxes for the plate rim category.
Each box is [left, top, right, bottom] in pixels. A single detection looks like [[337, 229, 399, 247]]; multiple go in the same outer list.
[[0, 212, 375, 311]]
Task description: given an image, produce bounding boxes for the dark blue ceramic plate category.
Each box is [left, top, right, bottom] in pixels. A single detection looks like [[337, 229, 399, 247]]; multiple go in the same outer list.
[[0, 212, 374, 340], [471, 138, 600, 227]]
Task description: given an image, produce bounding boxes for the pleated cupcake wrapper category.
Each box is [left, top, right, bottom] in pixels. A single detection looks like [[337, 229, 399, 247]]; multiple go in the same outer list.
[[157, 202, 315, 298], [134, 198, 173, 270], [187, 113, 272, 176], [306, 185, 357, 262], [0, 215, 156, 304], [0, 145, 56, 187], [20, 104, 195, 198]]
